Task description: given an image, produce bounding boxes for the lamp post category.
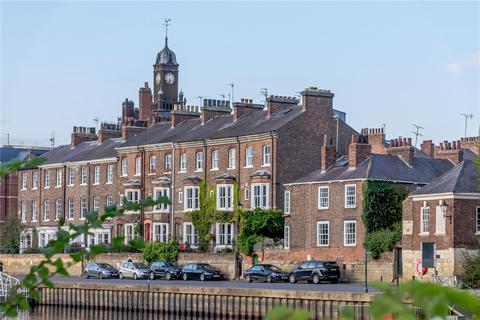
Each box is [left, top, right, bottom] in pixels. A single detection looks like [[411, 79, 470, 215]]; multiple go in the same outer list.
[[364, 246, 369, 293], [234, 202, 243, 281]]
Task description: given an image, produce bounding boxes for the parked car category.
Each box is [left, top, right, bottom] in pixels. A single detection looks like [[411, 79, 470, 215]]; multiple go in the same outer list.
[[83, 263, 119, 279], [243, 264, 288, 283], [119, 262, 151, 280], [182, 263, 224, 281], [149, 261, 183, 280], [288, 261, 340, 284]]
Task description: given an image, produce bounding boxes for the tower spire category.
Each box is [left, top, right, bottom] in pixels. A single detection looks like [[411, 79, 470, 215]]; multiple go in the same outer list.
[[163, 18, 171, 46]]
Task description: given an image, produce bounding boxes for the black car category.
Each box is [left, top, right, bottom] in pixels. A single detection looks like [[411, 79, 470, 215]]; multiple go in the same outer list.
[[289, 261, 340, 284], [83, 263, 119, 279], [243, 264, 288, 283], [149, 261, 183, 280], [182, 263, 224, 281]]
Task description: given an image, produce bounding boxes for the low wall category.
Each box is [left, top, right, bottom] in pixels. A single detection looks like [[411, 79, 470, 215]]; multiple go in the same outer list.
[[39, 282, 376, 319], [247, 249, 395, 283]]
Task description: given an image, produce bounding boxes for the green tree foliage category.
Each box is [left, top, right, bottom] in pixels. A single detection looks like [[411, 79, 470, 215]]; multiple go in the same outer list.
[[142, 241, 179, 263], [363, 222, 402, 259], [0, 213, 26, 253], [362, 181, 408, 233], [461, 236, 480, 288], [237, 208, 284, 256]]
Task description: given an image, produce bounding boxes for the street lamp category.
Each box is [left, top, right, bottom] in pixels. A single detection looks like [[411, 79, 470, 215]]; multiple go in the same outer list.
[[364, 246, 369, 293], [235, 202, 243, 281]]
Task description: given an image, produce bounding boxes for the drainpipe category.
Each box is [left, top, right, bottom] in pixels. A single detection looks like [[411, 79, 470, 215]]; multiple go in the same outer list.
[[62, 166, 67, 223], [270, 132, 276, 209], [170, 142, 176, 241], [140, 146, 146, 241]]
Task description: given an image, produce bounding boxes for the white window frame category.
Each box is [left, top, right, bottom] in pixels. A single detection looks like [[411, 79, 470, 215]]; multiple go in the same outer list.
[[179, 153, 187, 172], [344, 220, 357, 246], [164, 154, 172, 171], [184, 186, 199, 212], [421, 206, 430, 234], [228, 148, 236, 169], [211, 150, 219, 170], [20, 201, 27, 221], [216, 222, 233, 246], [80, 166, 88, 185], [317, 221, 329, 246], [21, 173, 28, 190], [476, 207, 480, 235], [318, 186, 329, 209], [80, 197, 88, 219], [262, 145, 271, 166], [245, 147, 253, 167], [244, 188, 249, 201], [284, 191, 291, 214], [124, 223, 136, 244], [56, 169, 62, 187], [107, 164, 113, 184], [32, 201, 38, 221], [67, 198, 74, 220], [284, 226, 290, 249], [217, 184, 233, 211], [149, 156, 157, 173], [183, 222, 198, 246], [43, 200, 50, 221], [251, 183, 269, 209], [32, 171, 39, 190], [93, 196, 100, 212], [93, 166, 100, 184], [55, 199, 62, 221], [153, 223, 169, 243], [153, 187, 170, 212], [178, 191, 183, 204], [106, 196, 113, 207], [135, 157, 142, 176], [121, 159, 128, 177], [125, 189, 141, 212], [44, 170, 50, 189], [67, 167, 75, 186], [345, 184, 356, 208], [195, 152, 203, 171]]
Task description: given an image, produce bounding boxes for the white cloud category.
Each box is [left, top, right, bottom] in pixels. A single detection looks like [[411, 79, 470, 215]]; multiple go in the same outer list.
[[443, 51, 480, 75]]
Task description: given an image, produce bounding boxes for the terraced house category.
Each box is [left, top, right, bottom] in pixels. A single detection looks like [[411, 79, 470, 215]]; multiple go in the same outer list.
[[115, 87, 355, 250]]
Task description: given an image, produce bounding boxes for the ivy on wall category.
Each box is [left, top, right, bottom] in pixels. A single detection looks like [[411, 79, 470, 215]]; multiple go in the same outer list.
[[362, 180, 408, 259]]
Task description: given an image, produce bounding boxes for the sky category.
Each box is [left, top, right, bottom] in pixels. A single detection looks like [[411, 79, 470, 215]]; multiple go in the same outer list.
[[1, 1, 479, 147]]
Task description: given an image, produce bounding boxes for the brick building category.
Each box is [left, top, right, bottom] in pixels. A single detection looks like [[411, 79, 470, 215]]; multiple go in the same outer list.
[[282, 130, 456, 267], [0, 145, 50, 230], [115, 87, 355, 248], [402, 158, 479, 280]]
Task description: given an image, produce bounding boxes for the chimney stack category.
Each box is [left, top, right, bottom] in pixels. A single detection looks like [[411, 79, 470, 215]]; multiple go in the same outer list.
[[171, 104, 200, 128], [321, 136, 336, 172], [200, 98, 231, 124], [420, 140, 434, 157], [434, 140, 464, 164], [361, 128, 386, 154], [139, 82, 152, 122], [300, 87, 334, 116], [266, 95, 299, 118], [122, 98, 135, 125], [387, 137, 415, 165], [121, 126, 147, 141], [348, 134, 371, 168], [98, 123, 121, 143], [233, 98, 264, 121], [71, 126, 97, 147]]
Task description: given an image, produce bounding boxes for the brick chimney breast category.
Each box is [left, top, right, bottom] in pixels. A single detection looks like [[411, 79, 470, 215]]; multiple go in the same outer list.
[[266, 95, 299, 118], [200, 99, 231, 124], [300, 87, 334, 116], [233, 99, 264, 121], [361, 127, 386, 154], [171, 104, 200, 128], [139, 82, 153, 123], [434, 140, 464, 164], [348, 133, 371, 168], [420, 140, 434, 157], [98, 123, 121, 143], [71, 126, 97, 147], [387, 138, 415, 165], [321, 136, 336, 172]]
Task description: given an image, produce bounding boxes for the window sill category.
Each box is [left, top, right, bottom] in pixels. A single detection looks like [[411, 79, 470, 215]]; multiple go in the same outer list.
[[343, 244, 356, 247], [210, 168, 219, 171], [106, 182, 113, 185], [67, 185, 74, 187], [318, 207, 329, 210], [434, 233, 446, 236], [80, 183, 87, 186], [55, 186, 62, 189], [261, 164, 271, 167], [419, 233, 430, 236], [317, 244, 330, 247], [21, 188, 27, 191], [134, 174, 141, 177], [148, 173, 157, 176], [345, 206, 356, 209], [163, 171, 172, 174], [178, 171, 187, 174], [93, 183, 100, 186], [32, 188, 38, 191], [227, 167, 236, 170], [194, 169, 203, 173], [244, 166, 253, 169], [44, 187, 50, 189]]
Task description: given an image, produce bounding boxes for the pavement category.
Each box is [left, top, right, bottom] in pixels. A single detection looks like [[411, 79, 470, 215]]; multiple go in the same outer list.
[[48, 276, 379, 293]]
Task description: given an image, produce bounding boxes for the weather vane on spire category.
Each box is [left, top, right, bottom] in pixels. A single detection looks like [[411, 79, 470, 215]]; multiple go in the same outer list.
[[163, 18, 171, 45]]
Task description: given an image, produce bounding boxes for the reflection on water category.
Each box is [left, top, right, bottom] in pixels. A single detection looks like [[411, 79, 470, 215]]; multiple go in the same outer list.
[[11, 305, 260, 320]]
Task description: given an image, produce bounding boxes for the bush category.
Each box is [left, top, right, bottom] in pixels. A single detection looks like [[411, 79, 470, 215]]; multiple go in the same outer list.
[[364, 222, 402, 259], [142, 241, 179, 264], [461, 236, 480, 288]]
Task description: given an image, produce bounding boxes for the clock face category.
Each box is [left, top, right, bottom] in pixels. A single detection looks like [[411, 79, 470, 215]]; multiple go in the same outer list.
[[155, 73, 161, 85], [165, 73, 175, 85]]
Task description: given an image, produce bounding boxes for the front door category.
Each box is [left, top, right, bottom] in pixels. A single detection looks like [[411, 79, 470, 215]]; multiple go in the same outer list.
[[421, 242, 436, 269]]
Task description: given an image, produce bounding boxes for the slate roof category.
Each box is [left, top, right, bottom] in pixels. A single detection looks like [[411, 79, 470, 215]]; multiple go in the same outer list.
[[0, 146, 50, 164], [40, 138, 123, 166], [292, 153, 454, 185], [119, 106, 304, 148], [412, 160, 479, 195]]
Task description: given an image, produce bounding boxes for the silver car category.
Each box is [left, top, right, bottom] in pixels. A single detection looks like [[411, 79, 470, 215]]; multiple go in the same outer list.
[[119, 262, 151, 280]]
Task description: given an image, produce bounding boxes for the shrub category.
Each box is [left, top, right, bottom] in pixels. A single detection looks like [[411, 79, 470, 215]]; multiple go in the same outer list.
[[461, 236, 480, 288], [142, 241, 179, 264], [363, 222, 402, 259]]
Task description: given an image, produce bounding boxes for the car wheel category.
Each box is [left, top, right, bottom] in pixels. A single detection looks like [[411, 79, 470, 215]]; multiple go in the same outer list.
[[330, 278, 339, 284], [312, 274, 321, 284], [133, 273, 138, 280], [246, 275, 252, 283], [165, 272, 172, 280], [183, 273, 188, 281], [200, 274, 206, 281], [266, 275, 273, 283], [149, 272, 155, 280], [119, 273, 124, 280], [100, 272, 105, 279], [83, 272, 89, 279], [289, 274, 296, 283]]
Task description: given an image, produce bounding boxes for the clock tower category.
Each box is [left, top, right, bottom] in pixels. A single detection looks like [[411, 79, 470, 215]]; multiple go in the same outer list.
[[152, 19, 180, 120]]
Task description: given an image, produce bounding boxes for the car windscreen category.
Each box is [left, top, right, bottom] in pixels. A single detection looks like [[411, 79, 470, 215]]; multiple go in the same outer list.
[[199, 264, 214, 270], [265, 265, 281, 271], [165, 262, 179, 268], [324, 262, 339, 268], [97, 263, 115, 269], [133, 263, 149, 269]]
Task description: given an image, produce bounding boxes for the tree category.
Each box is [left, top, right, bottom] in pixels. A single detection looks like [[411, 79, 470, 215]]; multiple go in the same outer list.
[[0, 213, 26, 253], [142, 241, 179, 263]]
